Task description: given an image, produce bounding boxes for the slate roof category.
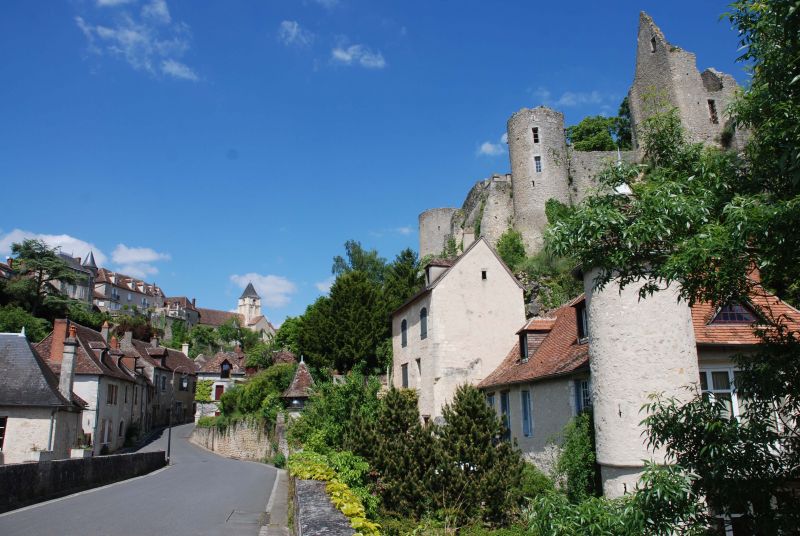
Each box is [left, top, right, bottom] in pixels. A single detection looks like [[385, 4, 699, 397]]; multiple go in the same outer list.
[[282, 360, 314, 399], [82, 251, 98, 269], [240, 282, 260, 299], [195, 349, 246, 374], [1, 332, 85, 409]]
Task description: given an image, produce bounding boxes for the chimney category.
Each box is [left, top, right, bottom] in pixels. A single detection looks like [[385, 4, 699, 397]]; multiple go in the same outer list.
[[59, 325, 78, 400], [101, 321, 110, 342], [110, 336, 120, 350], [51, 319, 68, 362], [150, 335, 159, 348], [192, 298, 196, 307], [121, 331, 133, 349], [181, 342, 190, 356]]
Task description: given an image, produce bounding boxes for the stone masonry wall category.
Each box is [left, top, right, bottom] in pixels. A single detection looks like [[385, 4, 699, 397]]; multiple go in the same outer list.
[[479, 177, 514, 247], [419, 208, 459, 259], [568, 150, 636, 204], [189, 420, 273, 461]]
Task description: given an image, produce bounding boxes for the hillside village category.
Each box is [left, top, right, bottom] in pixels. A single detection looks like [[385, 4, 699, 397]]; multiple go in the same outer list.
[[1, 5, 799, 536]]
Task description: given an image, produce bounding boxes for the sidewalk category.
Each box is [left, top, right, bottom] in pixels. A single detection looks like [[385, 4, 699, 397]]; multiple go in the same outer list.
[[261, 469, 289, 536]]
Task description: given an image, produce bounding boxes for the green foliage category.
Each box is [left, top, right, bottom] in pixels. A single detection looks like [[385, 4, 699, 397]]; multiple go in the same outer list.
[[332, 240, 387, 285], [287, 372, 381, 454], [195, 379, 213, 402], [273, 316, 301, 354], [496, 229, 526, 271], [112, 315, 157, 342], [474, 198, 487, 239], [0, 304, 52, 342], [515, 250, 582, 311], [217, 363, 296, 425], [566, 115, 618, 151], [615, 96, 632, 150], [245, 340, 273, 368], [196, 416, 217, 428], [554, 411, 599, 502], [442, 236, 459, 258], [518, 462, 554, 501], [544, 199, 573, 227], [431, 384, 524, 526], [66, 302, 108, 331]]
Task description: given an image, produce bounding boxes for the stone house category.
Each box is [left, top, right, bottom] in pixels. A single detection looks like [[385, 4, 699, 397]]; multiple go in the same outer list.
[[0, 329, 85, 464], [93, 268, 165, 316], [194, 348, 248, 419], [160, 296, 200, 327], [480, 276, 800, 498], [391, 237, 526, 421], [56, 252, 98, 305], [36, 320, 144, 455]]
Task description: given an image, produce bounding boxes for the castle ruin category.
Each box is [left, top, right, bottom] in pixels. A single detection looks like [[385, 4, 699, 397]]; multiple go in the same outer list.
[[419, 12, 746, 257]]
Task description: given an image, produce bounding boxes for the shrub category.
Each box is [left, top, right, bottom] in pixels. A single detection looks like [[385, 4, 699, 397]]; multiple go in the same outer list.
[[496, 229, 526, 271], [196, 416, 216, 428], [195, 380, 213, 403], [518, 462, 554, 501], [554, 411, 600, 502]]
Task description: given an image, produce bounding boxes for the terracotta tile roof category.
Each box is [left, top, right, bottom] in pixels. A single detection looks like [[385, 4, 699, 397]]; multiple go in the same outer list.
[[273, 350, 297, 365], [196, 349, 246, 374], [425, 258, 456, 268], [517, 317, 556, 334], [692, 286, 800, 345], [282, 361, 314, 399], [196, 307, 243, 327], [479, 303, 589, 390], [95, 268, 165, 298], [164, 296, 198, 312]]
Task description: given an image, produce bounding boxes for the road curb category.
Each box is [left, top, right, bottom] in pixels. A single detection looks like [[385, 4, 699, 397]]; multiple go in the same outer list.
[[260, 469, 288, 536]]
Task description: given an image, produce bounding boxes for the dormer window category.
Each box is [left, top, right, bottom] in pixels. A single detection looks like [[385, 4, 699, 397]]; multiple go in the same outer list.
[[712, 303, 757, 324], [221, 361, 232, 379], [576, 302, 589, 341], [520, 333, 529, 362]]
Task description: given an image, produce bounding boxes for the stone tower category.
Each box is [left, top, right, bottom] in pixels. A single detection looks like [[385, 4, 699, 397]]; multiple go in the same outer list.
[[419, 208, 459, 259], [583, 268, 700, 497], [507, 106, 571, 252], [237, 282, 261, 325], [629, 12, 745, 151]]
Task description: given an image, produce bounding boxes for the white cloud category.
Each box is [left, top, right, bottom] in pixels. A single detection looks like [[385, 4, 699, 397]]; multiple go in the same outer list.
[[142, 0, 170, 24], [530, 86, 617, 109], [75, 2, 197, 81], [278, 20, 314, 48], [111, 244, 170, 277], [0, 229, 108, 265], [96, 0, 136, 6], [396, 226, 413, 236], [231, 273, 297, 308], [477, 141, 504, 157], [315, 276, 335, 294], [161, 59, 198, 80], [313, 0, 339, 8], [501, 132, 508, 144], [331, 44, 386, 69]]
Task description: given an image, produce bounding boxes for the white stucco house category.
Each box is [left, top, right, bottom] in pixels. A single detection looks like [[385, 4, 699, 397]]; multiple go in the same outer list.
[[391, 237, 526, 421], [0, 329, 84, 464]]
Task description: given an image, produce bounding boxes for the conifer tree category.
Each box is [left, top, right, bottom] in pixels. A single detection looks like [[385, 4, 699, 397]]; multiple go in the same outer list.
[[432, 384, 524, 526]]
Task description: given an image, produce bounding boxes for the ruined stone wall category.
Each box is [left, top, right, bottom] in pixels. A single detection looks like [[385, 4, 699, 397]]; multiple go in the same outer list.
[[189, 420, 273, 461], [568, 150, 636, 204], [479, 176, 514, 247], [419, 208, 458, 259], [508, 107, 571, 252]]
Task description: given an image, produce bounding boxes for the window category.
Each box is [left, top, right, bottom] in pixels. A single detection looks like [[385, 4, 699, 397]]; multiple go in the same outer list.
[[0, 416, 6, 451], [486, 393, 495, 409], [127, 293, 132, 302], [124, 386, 129, 404], [521, 390, 533, 437], [214, 384, 224, 401], [712, 303, 756, 324], [708, 99, 719, 124], [401, 319, 408, 347], [520, 334, 529, 362], [133, 386, 138, 405], [415, 358, 421, 379], [534, 156, 542, 173], [119, 420, 125, 438], [576, 379, 592, 413], [401, 363, 409, 388], [221, 361, 232, 379], [576, 303, 589, 341], [481, 270, 487, 280], [500, 392, 511, 441], [532, 127, 539, 143], [160, 376, 166, 392], [106, 384, 118, 405], [650, 36, 657, 53], [420, 308, 428, 339], [700, 368, 745, 419]]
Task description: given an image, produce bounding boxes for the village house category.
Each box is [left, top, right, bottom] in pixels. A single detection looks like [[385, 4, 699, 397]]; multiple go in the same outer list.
[[391, 237, 526, 421], [479, 273, 800, 498], [93, 268, 165, 316], [282, 357, 314, 415], [195, 283, 276, 340], [160, 296, 200, 327], [0, 329, 85, 464], [56, 251, 98, 305]]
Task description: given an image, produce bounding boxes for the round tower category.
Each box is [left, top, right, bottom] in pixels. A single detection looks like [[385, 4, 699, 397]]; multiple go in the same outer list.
[[507, 106, 571, 253], [419, 208, 458, 259], [583, 268, 699, 497]]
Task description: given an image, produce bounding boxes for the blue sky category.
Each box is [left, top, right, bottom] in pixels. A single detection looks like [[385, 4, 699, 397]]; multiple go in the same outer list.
[[0, 0, 746, 324]]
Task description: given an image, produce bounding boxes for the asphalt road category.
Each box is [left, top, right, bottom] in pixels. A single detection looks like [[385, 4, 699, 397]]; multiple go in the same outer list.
[[0, 423, 277, 536]]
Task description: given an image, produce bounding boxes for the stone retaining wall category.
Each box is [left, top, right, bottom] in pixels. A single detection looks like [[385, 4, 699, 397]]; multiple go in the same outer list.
[[0, 451, 166, 513], [189, 420, 273, 461], [293, 479, 354, 536]]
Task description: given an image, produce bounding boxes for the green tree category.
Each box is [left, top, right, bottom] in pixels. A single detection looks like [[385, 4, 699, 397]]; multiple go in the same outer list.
[[382, 248, 423, 314], [0, 304, 52, 342], [332, 240, 387, 285], [566, 116, 617, 151], [615, 96, 633, 150], [328, 271, 386, 372], [273, 316, 301, 354], [5, 239, 83, 316], [432, 384, 524, 526], [296, 296, 334, 370], [547, 1, 800, 529], [554, 412, 600, 502], [496, 229, 526, 270]]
